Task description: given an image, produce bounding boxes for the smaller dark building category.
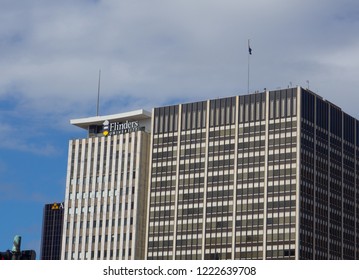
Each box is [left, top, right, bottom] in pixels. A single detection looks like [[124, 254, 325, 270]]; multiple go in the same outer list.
[[40, 202, 64, 260]]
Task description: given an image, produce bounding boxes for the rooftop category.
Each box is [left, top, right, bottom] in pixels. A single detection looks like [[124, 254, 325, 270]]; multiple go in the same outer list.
[[70, 109, 152, 130]]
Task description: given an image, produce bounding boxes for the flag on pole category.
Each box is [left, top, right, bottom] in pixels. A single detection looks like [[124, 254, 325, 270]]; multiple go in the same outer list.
[[248, 40, 252, 55]]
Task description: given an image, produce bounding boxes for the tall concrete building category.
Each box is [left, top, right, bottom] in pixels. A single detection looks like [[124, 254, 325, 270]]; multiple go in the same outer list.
[[61, 110, 151, 260], [146, 87, 359, 260]]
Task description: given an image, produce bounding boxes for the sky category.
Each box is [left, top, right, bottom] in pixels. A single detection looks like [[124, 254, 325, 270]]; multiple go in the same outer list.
[[1, 0, 359, 257]]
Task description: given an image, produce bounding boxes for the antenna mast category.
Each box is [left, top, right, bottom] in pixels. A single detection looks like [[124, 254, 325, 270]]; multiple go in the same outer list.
[[96, 69, 101, 116]]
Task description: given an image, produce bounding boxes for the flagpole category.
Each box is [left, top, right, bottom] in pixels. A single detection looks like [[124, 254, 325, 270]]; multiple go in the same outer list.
[[247, 41, 250, 94]]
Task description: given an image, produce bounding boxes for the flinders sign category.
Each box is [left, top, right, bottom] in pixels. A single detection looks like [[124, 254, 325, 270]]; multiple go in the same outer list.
[[102, 120, 140, 136]]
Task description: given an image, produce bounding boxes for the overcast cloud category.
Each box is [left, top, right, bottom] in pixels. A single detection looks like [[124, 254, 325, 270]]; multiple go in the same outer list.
[[1, 0, 359, 124]]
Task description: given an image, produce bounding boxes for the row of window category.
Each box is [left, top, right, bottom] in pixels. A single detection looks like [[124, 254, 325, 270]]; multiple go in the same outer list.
[[67, 201, 135, 215], [65, 248, 133, 260]]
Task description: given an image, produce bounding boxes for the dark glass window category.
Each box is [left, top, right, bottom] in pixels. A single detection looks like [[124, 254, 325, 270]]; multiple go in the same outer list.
[[301, 90, 315, 122], [330, 105, 342, 137], [344, 113, 354, 144], [316, 98, 328, 129]]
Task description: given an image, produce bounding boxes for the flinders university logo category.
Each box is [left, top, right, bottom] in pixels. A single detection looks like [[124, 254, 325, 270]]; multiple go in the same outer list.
[[103, 120, 110, 136], [102, 120, 139, 136]]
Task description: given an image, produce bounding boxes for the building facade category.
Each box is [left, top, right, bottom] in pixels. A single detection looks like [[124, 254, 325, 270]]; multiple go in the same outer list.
[[146, 87, 359, 260], [60, 87, 359, 260], [41, 202, 64, 260], [61, 110, 151, 260]]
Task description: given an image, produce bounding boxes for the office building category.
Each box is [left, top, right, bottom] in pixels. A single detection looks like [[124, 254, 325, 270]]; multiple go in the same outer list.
[[60, 86, 359, 260], [146, 87, 359, 260], [61, 110, 151, 260], [41, 202, 64, 260]]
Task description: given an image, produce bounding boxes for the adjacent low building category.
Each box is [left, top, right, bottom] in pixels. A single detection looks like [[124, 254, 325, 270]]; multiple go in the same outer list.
[[41, 202, 64, 260]]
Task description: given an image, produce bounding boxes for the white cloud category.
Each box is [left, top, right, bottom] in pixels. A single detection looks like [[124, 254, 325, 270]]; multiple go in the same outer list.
[[0, 0, 359, 120], [0, 120, 59, 156]]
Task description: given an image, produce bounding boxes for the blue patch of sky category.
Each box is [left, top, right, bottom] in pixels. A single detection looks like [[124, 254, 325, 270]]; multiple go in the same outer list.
[[2, 33, 25, 46], [0, 114, 70, 255], [0, 92, 21, 110]]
